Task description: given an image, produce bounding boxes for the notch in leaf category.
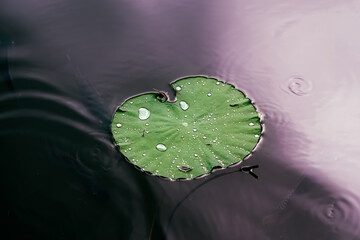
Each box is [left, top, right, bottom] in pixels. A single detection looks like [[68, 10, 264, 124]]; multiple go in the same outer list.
[[153, 88, 168, 103]]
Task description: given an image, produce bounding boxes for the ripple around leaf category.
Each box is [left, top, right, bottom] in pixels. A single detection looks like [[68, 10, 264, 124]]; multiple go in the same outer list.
[[111, 76, 262, 180]]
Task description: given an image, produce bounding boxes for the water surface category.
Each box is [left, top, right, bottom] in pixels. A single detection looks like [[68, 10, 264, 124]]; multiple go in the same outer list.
[[1, 0, 360, 239]]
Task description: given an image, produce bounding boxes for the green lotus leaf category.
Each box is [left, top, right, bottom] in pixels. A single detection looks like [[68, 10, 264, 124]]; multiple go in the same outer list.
[[111, 76, 262, 180]]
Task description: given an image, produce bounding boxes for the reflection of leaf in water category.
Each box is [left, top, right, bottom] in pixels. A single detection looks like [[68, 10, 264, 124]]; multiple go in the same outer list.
[[111, 76, 262, 180]]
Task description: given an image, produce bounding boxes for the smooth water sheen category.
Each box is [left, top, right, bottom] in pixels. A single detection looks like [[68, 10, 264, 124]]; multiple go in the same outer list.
[[1, 0, 360, 239]]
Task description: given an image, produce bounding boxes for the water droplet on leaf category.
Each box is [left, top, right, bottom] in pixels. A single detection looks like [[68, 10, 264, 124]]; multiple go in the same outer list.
[[156, 143, 167, 152], [139, 107, 150, 120], [180, 101, 189, 110]]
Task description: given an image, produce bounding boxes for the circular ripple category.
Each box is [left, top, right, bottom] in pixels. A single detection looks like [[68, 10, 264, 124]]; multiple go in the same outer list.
[[286, 76, 313, 96]]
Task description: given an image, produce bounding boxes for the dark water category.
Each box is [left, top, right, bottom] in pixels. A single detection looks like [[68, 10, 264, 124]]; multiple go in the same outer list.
[[1, 1, 360, 239]]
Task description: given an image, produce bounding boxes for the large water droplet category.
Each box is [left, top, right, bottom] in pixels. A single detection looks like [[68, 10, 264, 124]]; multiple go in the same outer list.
[[193, 128, 197, 132], [156, 143, 167, 152], [182, 122, 188, 127], [175, 86, 181, 91], [116, 123, 122, 128], [207, 93, 212, 97], [179, 101, 189, 111], [139, 107, 150, 120], [249, 122, 254, 126]]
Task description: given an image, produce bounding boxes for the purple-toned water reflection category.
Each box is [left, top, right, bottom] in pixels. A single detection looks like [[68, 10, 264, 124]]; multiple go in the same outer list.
[[1, 0, 359, 239]]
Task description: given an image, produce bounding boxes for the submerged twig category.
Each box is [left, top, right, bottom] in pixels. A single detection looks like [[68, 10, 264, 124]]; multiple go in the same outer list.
[[240, 165, 259, 179]]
